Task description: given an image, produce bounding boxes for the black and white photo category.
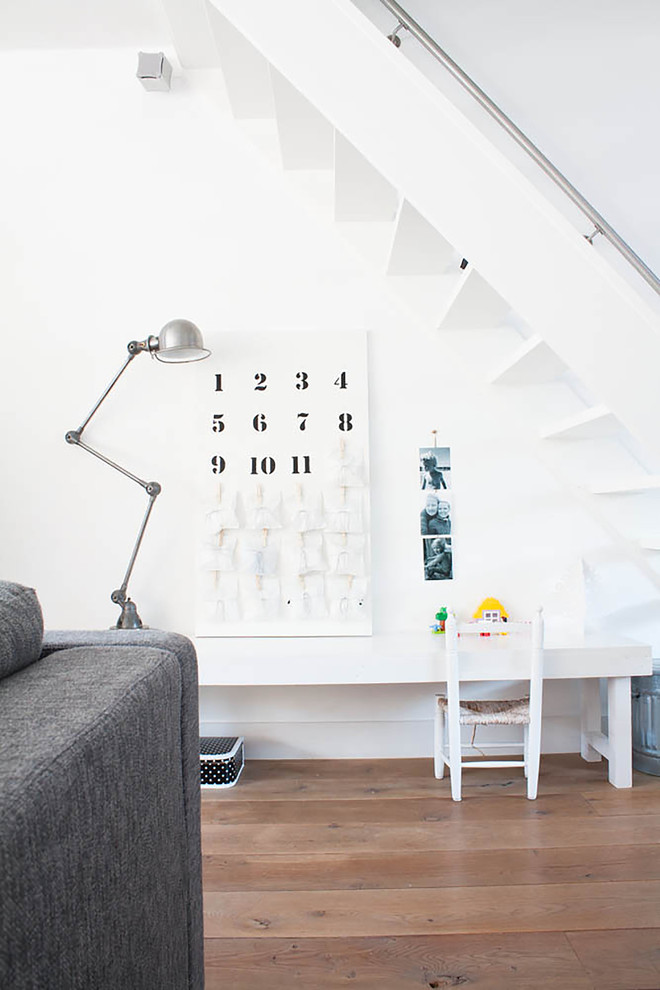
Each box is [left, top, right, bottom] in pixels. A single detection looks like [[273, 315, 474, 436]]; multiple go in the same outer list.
[[419, 446, 451, 490], [423, 536, 453, 581], [420, 491, 452, 536]]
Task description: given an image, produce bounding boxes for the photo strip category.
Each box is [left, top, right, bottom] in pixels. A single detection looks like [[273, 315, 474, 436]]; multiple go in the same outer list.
[[419, 446, 453, 581]]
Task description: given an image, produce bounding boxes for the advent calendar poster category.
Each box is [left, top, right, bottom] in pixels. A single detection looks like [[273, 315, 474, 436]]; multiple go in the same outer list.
[[196, 331, 371, 636]]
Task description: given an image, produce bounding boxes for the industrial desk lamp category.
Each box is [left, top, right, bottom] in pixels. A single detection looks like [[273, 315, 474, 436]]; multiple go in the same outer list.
[[65, 319, 210, 629]]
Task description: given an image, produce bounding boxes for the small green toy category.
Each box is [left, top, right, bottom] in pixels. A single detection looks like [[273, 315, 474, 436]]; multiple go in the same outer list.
[[430, 606, 448, 634]]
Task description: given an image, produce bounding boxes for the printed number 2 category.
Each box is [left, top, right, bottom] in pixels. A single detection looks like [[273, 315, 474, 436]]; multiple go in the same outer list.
[[339, 413, 353, 432], [254, 373, 267, 391]]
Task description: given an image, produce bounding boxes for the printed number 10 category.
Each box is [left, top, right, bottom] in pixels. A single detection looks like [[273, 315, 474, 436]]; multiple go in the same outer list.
[[250, 456, 276, 475]]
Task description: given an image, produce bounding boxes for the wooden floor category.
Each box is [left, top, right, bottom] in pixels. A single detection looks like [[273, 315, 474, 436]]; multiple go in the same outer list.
[[202, 754, 660, 989]]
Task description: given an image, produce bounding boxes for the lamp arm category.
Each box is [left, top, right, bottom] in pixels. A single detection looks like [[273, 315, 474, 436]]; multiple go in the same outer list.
[[111, 490, 160, 610], [71, 437, 157, 492], [66, 337, 156, 440], [64, 338, 161, 628]]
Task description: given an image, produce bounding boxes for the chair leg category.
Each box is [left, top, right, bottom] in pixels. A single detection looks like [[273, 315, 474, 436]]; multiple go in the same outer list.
[[433, 702, 445, 779], [448, 718, 462, 802], [526, 720, 541, 800], [523, 724, 529, 778]]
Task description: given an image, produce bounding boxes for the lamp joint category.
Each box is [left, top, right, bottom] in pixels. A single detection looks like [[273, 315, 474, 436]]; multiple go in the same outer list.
[[65, 430, 81, 444], [146, 482, 162, 497], [127, 339, 151, 356]]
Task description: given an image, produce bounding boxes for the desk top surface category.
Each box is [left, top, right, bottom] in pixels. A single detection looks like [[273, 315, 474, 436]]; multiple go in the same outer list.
[[196, 630, 653, 686]]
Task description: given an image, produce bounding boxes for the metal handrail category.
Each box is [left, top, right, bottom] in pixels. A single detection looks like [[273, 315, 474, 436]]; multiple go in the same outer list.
[[377, 0, 660, 295]]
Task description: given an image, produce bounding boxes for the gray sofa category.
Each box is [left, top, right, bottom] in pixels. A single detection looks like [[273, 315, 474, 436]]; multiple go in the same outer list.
[[0, 581, 204, 989]]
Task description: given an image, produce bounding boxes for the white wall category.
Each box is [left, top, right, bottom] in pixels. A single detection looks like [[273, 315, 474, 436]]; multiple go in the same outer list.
[[0, 48, 655, 757], [352, 0, 660, 281]]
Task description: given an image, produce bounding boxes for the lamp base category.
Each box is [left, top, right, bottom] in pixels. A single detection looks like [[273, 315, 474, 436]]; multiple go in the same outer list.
[[115, 599, 144, 630]]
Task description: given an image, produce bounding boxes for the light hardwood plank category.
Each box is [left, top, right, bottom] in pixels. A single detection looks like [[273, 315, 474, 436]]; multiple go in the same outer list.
[[567, 928, 660, 990], [584, 788, 660, 817], [202, 814, 660, 855], [204, 932, 594, 989], [204, 880, 660, 938], [201, 792, 595, 825], [203, 842, 660, 892]]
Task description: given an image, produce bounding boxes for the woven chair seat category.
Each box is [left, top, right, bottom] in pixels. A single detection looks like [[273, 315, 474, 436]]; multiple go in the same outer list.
[[437, 695, 530, 725]]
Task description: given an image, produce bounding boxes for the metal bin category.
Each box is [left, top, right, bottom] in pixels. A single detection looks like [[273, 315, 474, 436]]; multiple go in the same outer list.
[[632, 662, 660, 776]]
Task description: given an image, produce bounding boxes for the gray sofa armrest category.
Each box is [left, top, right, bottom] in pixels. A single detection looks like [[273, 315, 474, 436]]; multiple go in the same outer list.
[[41, 629, 203, 989]]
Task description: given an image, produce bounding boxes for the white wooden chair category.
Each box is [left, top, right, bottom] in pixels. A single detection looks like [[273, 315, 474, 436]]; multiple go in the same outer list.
[[434, 608, 544, 800]]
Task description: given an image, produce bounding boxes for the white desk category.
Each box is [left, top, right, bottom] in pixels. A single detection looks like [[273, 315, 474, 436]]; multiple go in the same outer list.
[[196, 631, 652, 788]]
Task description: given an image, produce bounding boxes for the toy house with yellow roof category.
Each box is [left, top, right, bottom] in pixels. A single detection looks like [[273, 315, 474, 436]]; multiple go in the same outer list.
[[473, 597, 509, 622]]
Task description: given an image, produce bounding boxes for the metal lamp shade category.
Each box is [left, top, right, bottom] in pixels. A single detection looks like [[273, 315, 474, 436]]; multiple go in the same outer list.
[[154, 319, 211, 363]]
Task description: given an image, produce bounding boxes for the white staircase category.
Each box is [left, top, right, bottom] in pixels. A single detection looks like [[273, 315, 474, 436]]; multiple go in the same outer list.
[[161, 0, 660, 649]]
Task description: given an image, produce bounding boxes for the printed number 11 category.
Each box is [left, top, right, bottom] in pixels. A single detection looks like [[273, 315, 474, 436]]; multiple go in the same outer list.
[[291, 455, 311, 475]]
